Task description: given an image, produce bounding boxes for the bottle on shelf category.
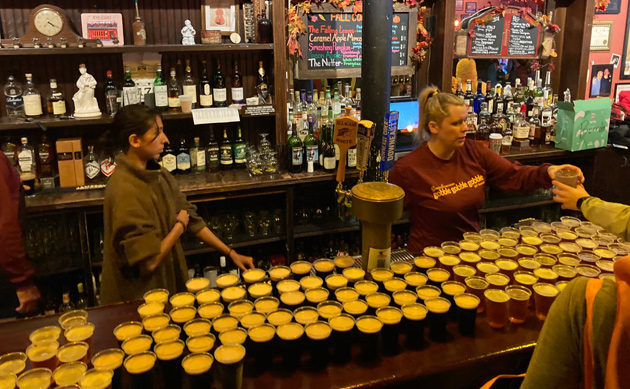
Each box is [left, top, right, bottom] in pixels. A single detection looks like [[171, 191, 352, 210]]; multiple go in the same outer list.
[[322, 107, 336, 173], [162, 142, 177, 174], [525, 78, 535, 118], [485, 81, 494, 115], [534, 75, 545, 109], [46, 79, 66, 117], [529, 106, 541, 146], [332, 87, 341, 118], [476, 103, 491, 148], [501, 125, 513, 155], [199, 60, 213, 108], [219, 256, 227, 274], [2, 138, 17, 166], [493, 84, 504, 115], [58, 291, 75, 313], [191, 137, 206, 172], [220, 128, 233, 170], [455, 78, 464, 100], [463, 79, 474, 114], [232, 127, 247, 169], [257, 8, 273, 44], [84, 145, 100, 183], [206, 128, 220, 172], [176, 138, 191, 174], [100, 150, 117, 181], [465, 114, 477, 140], [288, 115, 303, 173], [307, 90, 318, 128], [4, 75, 24, 118], [256, 61, 269, 104], [154, 66, 168, 111], [183, 59, 197, 108], [168, 67, 181, 111], [104, 70, 118, 115], [213, 59, 227, 107], [512, 79, 522, 103], [541, 103, 552, 146], [543, 71, 553, 106], [37, 134, 53, 179], [231, 60, 244, 105], [122, 66, 139, 106], [17, 137, 36, 175], [76, 283, 87, 309], [23, 73, 42, 117], [513, 112, 530, 143], [354, 88, 362, 120], [473, 80, 485, 114], [303, 117, 319, 173], [132, 0, 147, 45]]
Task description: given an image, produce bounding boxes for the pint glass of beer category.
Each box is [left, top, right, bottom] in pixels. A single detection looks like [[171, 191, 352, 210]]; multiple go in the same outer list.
[[182, 352, 214, 389], [65, 323, 95, 360], [124, 351, 157, 389], [334, 256, 355, 275], [58, 310, 88, 331], [92, 348, 125, 389], [453, 293, 480, 336], [253, 297, 279, 315], [52, 361, 87, 387], [154, 340, 185, 389], [484, 289, 510, 329], [300, 276, 323, 292], [137, 302, 166, 320], [26, 340, 59, 371], [198, 302, 225, 320], [113, 322, 143, 346], [290, 261, 313, 282], [424, 297, 450, 340], [16, 368, 52, 389], [401, 303, 427, 349], [313, 259, 335, 279], [247, 324, 276, 371], [57, 341, 89, 364], [121, 335, 153, 356], [266, 309, 293, 327], [276, 323, 304, 370], [305, 321, 333, 368], [293, 307, 319, 326], [152, 325, 181, 345], [186, 334, 215, 354], [227, 300, 254, 319], [0, 352, 27, 376], [375, 307, 403, 355], [505, 285, 531, 324], [29, 326, 62, 345], [328, 314, 355, 364], [78, 368, 114, 389], [219, 328, 248, 346], [355, 315, 383, 361], [533, 282, 560, 320], [214, 345, 246, 389], [335, 287, 359, 304]]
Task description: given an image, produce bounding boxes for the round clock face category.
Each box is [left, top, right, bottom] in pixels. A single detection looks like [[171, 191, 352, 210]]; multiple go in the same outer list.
[[33, 9, 64, 37]]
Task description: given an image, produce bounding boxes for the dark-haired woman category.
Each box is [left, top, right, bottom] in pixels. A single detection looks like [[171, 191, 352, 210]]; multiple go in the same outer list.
[[388, 87, 584, 253], [101, 105, 254, 304]]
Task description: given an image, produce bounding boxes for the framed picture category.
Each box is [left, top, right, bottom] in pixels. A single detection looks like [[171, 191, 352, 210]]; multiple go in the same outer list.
[[465, 2, 477, 13], [590, 64, 614, 98], [455, 0, 464, 11], [590, 21, 613, 51], [596, 0, 621, 15], [202, 0, 239, 36], [621, 7, 630, 79], [611, 53, 621, 68], [80, 13, 124, 46], [614, 83, 630, 103]]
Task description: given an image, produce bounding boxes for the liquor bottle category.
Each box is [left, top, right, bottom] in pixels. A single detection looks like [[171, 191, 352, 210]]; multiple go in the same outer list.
[[332, 88, 341, 118], [534, 77, 545, 109], [322, 108, 336, 173], [46, 79, 66, 117], [306, 90, 318, 128], [503, 84, 514, 108], [513, 112, 530, 142], [23, 74, 42, 117], [219, 128, 233, 170], [465, 114, 477, 140], [529, 106, 541, 146], [219, 256, 227, 274], [76, 283, 87, 309], [37, 135, 53, 178], [183, 60, 197, 108], [84, 145, 100, 183], [543, 71, 553, 106], [541, 103, 552, 146], [343, 84, 354, 108], [303, 117, 319, 172], [256, 61, 269, 103], [17, 137, 36, 175], [463, 80, 474, 114], [192, 137, 206, 172], [513, 79, 523, 103], [199, 60, 213, 108], [473, 80, 485, 114], [213, 60, 227, 107], [2, 138, 17, 166], [287, 117, 303, 173], [354, 88, 362, 120], [525, 79, 535, 117], [501, 125, 513, 154], [324, 87, 332, 114], [493, 84, 504, 115], [168, 68, 181, 111], [455, 78, 464, 100], [122, 66, 139, 106], [100, 151, 117, 180], [485, 81, 494, 115], [161, 142, 177, 174], [4, 75, 24, 118], [318, 90, 325, 108], [489, 111, 504, 136], [154, 66, 168, 111], [104, 70, 118, 115], [231, 60, 244, 104], [58, 292, 75, 313], [206, 128, 220, 172], [232, 127, 247, 169], [176, 138, 191, 174], [257, 9, 273, 43], [477, 103, 491, 147]]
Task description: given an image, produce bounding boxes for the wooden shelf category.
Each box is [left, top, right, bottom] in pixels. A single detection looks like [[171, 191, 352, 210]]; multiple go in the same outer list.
[[0, 43, 274, 56], [480, 199, 557, 214], [183, 235, 285, 255]]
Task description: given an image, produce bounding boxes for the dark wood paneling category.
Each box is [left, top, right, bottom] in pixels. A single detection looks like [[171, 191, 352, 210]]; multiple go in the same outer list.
[[427, 0, 455, 91], [272, 0, 288, 145]]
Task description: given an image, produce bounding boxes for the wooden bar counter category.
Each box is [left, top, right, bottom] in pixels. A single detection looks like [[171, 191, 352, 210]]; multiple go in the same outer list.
[[0, 300, 542, 388]]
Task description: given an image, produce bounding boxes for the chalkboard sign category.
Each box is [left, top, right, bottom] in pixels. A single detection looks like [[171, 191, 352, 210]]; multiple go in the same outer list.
[[457, 6, 542, 59], [296, 4, 417, 79]]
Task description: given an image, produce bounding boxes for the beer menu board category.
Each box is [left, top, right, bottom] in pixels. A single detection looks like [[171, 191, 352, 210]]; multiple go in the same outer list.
[[465, 6, 542, 59], [305, 12, 409, 71]]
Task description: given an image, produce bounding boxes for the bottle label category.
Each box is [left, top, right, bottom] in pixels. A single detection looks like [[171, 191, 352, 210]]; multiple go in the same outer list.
[[177, 153, 191, 170], [233, 144, 247, 163], [347, 148, 357, 167], [200, 94, 213, 107], [18, 150, 33, 172], [162, 154, 176, 172], [231, 87, 244, 103], [39, 151, 50, 161], [52, 100, 66, 115], [324, 156, 336, 169], [23, 95, 42, 116], [502, 135, 513, 145], [196, 151, 206, 169], [529, 124, 537, 138], [291, 147, 303, 165], [5, 95, 24, 110], [367, 247, 391, 272], [487, 100, 494, 115], [258, 83, 269, 99], [220, 147, 233, 164], [541, 111, 552, 126], [298, 128, 308, 142], [208, 148, 219, 163], [101, 158, 117, 176], [85, 161, 100, 179], [168, 96, 181, 108], [496, 102, 504, 113], [214, 88, 227, 103], [514, 125, 529, 140], [154, 85, 168, 107], [306, 145, 318, 164], [183, 85, 197, 103], [122, 87, 139, 106]]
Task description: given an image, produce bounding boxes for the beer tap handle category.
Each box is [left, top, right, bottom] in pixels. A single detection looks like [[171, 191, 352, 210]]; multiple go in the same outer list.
[[334, 107, 359, 186], [357, 120, 376, 183]]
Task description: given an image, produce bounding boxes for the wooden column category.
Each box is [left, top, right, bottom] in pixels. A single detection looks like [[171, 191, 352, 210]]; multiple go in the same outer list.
[[427, 0, 455, 91], [273, 0, 289, 144]]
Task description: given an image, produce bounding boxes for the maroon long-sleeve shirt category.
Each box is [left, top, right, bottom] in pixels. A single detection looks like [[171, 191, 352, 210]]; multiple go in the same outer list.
[[388, 140, 552, 253], [0, 152, 35, 288]]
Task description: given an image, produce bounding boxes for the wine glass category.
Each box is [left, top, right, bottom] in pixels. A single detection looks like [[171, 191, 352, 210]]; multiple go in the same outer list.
[[259, 133, 271, 153]]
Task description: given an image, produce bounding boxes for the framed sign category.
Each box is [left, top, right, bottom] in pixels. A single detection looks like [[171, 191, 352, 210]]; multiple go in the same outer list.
[[202, 0, 238, 36], [596, 0, 621, 15], [614, 83, 630, 102], [621, 8, 630, 79], [455, 0, 464, 11], [590, 64, 614, 98], [590, 21, 613, 51], [295, 3, 417, 79], [80, 13, 123, 45], [465, 2, 477, 13]]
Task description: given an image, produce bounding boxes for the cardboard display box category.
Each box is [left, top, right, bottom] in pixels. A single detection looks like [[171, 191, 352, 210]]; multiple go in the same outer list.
[[56, 138, 85, 188], [556, 98, 611, 152]]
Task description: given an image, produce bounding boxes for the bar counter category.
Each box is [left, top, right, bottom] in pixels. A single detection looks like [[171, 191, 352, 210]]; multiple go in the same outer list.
[[0, 300, 542, 388]]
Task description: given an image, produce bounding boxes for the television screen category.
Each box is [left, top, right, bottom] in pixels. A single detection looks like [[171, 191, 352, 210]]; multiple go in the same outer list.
[[390, 99, 418, 133]]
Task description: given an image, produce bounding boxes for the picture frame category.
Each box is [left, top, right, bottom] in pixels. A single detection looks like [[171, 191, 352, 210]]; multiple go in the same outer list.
[[465, 2, 477, 13], [80, 13, 124, 46], [589, 63, 614, 98], [201, 0, 239, 37], [595, 0, 621, 15], [590, 21, 613, 51], [614, 83, 630, 103], [621, 7, 630, 79], [455, 0, 464, 12]]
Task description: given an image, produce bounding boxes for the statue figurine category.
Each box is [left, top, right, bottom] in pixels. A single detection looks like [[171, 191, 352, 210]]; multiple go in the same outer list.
[[73, 64, 101, 118], [181, 20, 196, 45]]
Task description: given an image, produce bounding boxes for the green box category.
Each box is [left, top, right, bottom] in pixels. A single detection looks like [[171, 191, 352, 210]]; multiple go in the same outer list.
[[556, 99, 611, 151]]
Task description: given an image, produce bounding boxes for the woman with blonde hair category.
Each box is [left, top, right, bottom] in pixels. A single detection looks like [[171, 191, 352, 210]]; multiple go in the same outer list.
[[388, 86, 583, 252]]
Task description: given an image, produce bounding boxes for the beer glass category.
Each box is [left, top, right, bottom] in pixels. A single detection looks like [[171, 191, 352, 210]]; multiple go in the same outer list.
[[114, 322, 143, 346], [182, 352, 213, 389], [343, 299, 368, 318], [313, 259, 335, 279], [555, 168, 578, 187], [452, 265, 476, 284], [57, 342, 89, 364], [485, 273, 510, 290], [216, 273, 239, 290], [248, 282, 273, 300], [152, 325, 181, 345], [266, 309, 293, 327], [276, 279, 300, 295], [52, 361, 87, 387], [375, 307, 403, 355], [239, 312, 266, 330], [242, 268, 266, 284], [58, 310, 88, 331], [123, 351, 157, 389], [464, 276, 489, 313], [0, 352, 27, 376], [305, 321, 333, 368], [505, 285, 531, 324], [401, 303, 427, 349], [142, 314, 170, 334], [294, 307, 319, 326], [354, 280, 378, 298], [454, 293, 480, 336], [211, 315, 239, 334], [268, 266, 291, 297], [424, 297, 451, 340], [186, 277, 210, 294], [79, 368, 113, 389], [392, 290, 417, 307], [300, 276, 323, 291], [290, 261, 312, 282], [122, 335, 153, 356], [169, 306, 197, 327], [154, 340, 185, 389], [365, 293, 390, 316], [370, 268, 394, 292], [186, 334, 215, 354], [325, 274, 348, 291], [440, 281, 466, 316], [426, 268, 450, 287], [304, 288, 329, 307], [219, 328, 248, 346], [534, 268, 559, 283], [335, 287, 359, 304], [227, 300, 254, 320], [247, 324, 276, 370], [533, 254, 557, 268], [26, 340, 59, 371], [91, 348, 124, 389], [423, 246, 444, 259], [438, 255, 460, 273], [404, 272, 428, 291], [355, 315, 383, 361], [390, 261, 413, 277], [221, 286, 247, 305], [29, 326, 61, 345], [317, 301, 343, 320], [475, 262, 499, 276], [16, 368, 52, 389], [484, 289, 510, 329], [383, 277, 407, 297], [494, 259, 518, 282], [169, 292, 195, 308], [441, 241, 462, 255], [196, 289, 221, 305], [280, 291, 305, 310], [533, 282, 560, 320], [183, 319, 211, 338], [198, 302, 224, 320], [328, 314, 355, 364], [276, 323, 304, 370], [334, 256, 355, 275], [413, 256, 436, 274], [143, 289, 169, 305], [342, 267, 365, 286]]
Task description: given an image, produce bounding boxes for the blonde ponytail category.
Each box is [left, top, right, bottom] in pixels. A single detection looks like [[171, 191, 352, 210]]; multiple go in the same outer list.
[[418, 85, 465, 137]]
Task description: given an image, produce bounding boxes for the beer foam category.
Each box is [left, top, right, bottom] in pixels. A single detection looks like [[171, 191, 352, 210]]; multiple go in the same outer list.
[[498, 248, 518, 257], [317, 304, 342, 319], [505, 287, 530, 301], [254, 298, 279, 314], [514, 273, 538, 285], [558, 231, 577, 240], [186, 335, 214, 353], [393, 291, 417, 306], [170, 307, 196, 323], [124, 353, 156, 374], [343, 300, 368, 315], [153, 326, 180, 344], [30, 326, 61, 344], [498, 238, 518, 247], [326, 275, 348, 289], [92, 349, 124, 370], [248, 325, 276, 343], [214, 345, 246, 365], [212, 316, 239, 333], [277, 280, 300, 294], [343, 267, 365, 281], [376, 308, 403, 324], [0, 358, 26, 376], [242, 268, 266, 283], [240, 313, 265, 329], [486, 273, 509, 286], [417, 286, 441, 300], [334, 256, 355, 269], [57, 343, 88, 363], [290, 261, 312, 275], [216, 274, 239, 288], [170, 293, 195, 307], [480, 241, 501, 251], [384, 278, 407, 292], [277, 323, 304, 341], [196, 289, 220, 304], [365, 293, 390, 308], [305, 288, 329, 303], [280, 291, 305, 306], [186, 278, 210, 292], [465, 278, 488, 290], [559, 242, 581, 253], [423, 247, 445, 258], [439, 255, 460, 266], [268, 266, 291, 281], [329, 315, 355, 332], [459, 241, 479, 252], [219, 329, 247, 345], [414, 256, 436, 268], [476, 263, 499, 274], [496, 260, 518, 271], [390, 261, 413, 274], [552, 265, 577, 278], [198, 303, 224, 319], [534, 268, 558, 280], [441, 282, 465, 296], [370, 269, 393, 282], [228, 301, 253, 316], [155, 341, 184, 360], [459, 252, 481, 264], [425, 298, 451, 313], [594, 248, 615, 259], [484, 289, 510, 303], [522, 236, 543, 246], [79, 370, 113, 388], [541, 244, 563, 255], [138, 302, 165, 318], [184, 320, 211, 337], [248, 283, 272, 298], [53, 362, 86, 385], [454, 294, 480, 310], [305, 322, 332, 340], [335, 289, 359, 303], [479, 250, 500, 261], [0, 374, 16, 389], [27, 342, 58, 362], [221, 287, 246, 302], [144, 289, 169, 304], [294, 308, 319, 325], [404, 273, 428, 287], [576, 239, 598, 249], [300, 276, 323, 290], [516, 246, 538, 256], [518, 259, 540, 270], [427, 269, 450, 282], [17, 370, 52, 388], [182, 353, 213, 374], [313, 259, 334, 272], [533, 283, 559, 297], [356, 317, 383, 334], [143, 315, 170, 332], [267, 310, 293, 326], [354, 281, 378, 296], [122, 336, 152, 355]]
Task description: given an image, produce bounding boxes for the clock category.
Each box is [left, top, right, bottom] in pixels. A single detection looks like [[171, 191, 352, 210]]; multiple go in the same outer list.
[[33, 8, 64, 37]]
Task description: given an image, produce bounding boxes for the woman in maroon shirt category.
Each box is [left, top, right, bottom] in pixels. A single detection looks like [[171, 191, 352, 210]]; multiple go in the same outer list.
[[388, 87, 583, 253]]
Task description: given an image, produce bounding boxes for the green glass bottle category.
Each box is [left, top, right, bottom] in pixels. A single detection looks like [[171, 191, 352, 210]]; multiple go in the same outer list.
[[303, 117, 319, 172], [154, 66, 168, 111], [232, 127, 247, 169], [287, 117, 303, 173]]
